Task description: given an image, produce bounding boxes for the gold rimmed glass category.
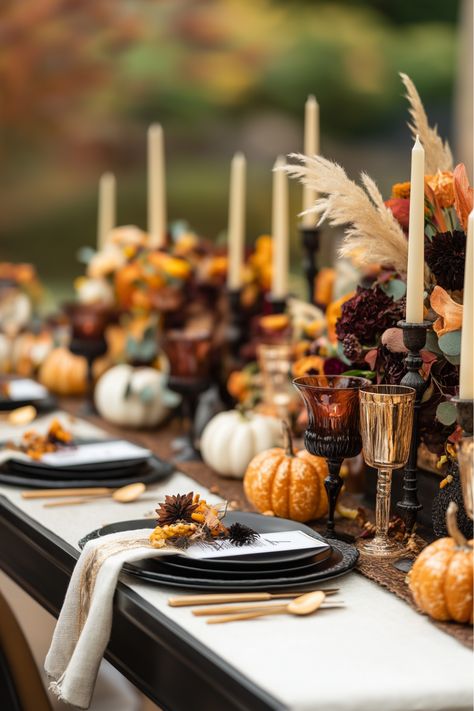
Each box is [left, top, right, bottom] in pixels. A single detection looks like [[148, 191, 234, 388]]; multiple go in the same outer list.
[[457, 437, 474, 521], [359, 384, 416, 557]]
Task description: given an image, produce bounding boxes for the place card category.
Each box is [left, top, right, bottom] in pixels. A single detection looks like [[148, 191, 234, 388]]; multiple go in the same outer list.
[[6, 379, 49, 401], [39, 440, 152, 467], [185, 530, 328, 560]]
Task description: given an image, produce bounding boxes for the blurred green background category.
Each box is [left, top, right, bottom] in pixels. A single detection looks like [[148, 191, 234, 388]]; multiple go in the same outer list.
[[0, 0, 464, 299]]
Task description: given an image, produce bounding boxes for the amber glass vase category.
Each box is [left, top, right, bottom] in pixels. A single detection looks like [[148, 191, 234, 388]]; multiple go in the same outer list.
[[293, 375, 371, 540], [163, 330, 212, 461]]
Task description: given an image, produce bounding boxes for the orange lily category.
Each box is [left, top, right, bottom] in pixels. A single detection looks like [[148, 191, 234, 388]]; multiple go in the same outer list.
[[453, 163, 473, 231], [430, 285, 463, 337]]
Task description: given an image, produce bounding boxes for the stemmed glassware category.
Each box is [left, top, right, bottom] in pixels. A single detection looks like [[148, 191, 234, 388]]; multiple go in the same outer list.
[[257, 343, 298, 420], [359, 384, 416, 557], [163, 329, 212, 461], [293, 375, 371, 541], [65, 302, 113, 414]]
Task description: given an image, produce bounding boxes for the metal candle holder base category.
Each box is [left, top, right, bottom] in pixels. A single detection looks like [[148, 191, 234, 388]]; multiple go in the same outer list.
[[299, 227, 320, 304], [227, 288, 244, 361], [452, 397, 474, 438], [396, 320, 432, 532], [265, 293, 287, 315]]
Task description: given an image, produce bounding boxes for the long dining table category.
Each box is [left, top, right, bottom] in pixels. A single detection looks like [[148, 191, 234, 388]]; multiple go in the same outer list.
[[0, 407, 472, 711]]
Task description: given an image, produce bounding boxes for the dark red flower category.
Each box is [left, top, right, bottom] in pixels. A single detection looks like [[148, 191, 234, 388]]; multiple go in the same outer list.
[[335, 285, 405, 347]]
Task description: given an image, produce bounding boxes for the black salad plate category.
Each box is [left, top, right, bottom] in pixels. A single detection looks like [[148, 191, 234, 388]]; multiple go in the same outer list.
[[0, 455, 173, 489], [79, 512, 331, 567], [78, 512, 359, 590], [8, 456, 150, 479]]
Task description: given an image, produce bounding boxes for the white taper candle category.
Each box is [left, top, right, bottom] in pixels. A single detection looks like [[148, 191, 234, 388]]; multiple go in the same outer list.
[[302, 95, 320, 228], [147, 124, 167, 248], [227, 152, 247, 290], [97, 172, 116, 250], [271, 156, 289, 299], [405, 136, 425, 323], [459, 210, 474, 398]]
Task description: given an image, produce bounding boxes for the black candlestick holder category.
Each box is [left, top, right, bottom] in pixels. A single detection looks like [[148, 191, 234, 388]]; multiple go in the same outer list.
[[452, 397, 474, 438], [396, 320, 432, 532], [227, 288, 244, 361], [300, 226, 320, 304], [264, 293, 287, 315]]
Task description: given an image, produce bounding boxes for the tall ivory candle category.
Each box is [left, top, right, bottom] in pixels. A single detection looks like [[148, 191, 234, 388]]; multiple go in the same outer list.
[[227, 152, 246, 290], [302, 95, 320, 228], [271, 156, 289, 299], [147, 124, 167, 248], [405, 136, 425, 323], [97, 172, 116, 250], [459, 210, 474, 398]]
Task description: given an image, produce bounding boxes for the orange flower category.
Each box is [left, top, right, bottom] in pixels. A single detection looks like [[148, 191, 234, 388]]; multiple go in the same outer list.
[[326, 292, 355, 343], [227, 370, 249, 402], [260, 314, 289, 332], [425, 171, 455, 209], [430, 285, 463, 337], [292, 355, 324, 378], [453, 163, 474, 231], [392, 182, 411, 199], [314, 268, 335, 307]]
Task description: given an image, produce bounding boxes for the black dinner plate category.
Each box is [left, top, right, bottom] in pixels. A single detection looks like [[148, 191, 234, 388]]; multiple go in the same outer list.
[[0, 455, 173, 489], [79, 512, 331, 567], [155, 552, 331, 578], [0, 394, 56, 412], [79, 512, 359, 590], [8, 456, 151, 479]]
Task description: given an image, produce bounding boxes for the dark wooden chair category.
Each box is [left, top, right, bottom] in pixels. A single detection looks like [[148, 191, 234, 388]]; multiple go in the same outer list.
[[0, 590, 53, 711]]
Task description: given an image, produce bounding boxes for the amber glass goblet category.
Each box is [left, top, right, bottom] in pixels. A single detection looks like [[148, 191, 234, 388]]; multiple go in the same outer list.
[[359, 385, 415, 558], [163, 330, 212, 461], [65, 302, 112, 414], [293, 375, 371, 541]]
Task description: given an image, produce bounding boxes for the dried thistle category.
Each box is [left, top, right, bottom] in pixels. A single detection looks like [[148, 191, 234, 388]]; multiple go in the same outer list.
[[399, 72, 453, 174], [283, 155, 409, 274]]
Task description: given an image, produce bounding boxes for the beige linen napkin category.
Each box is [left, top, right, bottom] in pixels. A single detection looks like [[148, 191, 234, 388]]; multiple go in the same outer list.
[[45, 529, 178, 709]]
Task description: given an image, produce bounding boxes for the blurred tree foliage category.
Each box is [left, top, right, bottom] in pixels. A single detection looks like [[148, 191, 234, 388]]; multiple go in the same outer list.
[[0, 0, 459, 290]]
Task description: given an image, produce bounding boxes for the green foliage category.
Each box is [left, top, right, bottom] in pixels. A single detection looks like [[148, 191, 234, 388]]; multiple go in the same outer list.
[[436, 400, 458, 426], [438, 330, 462, 357]]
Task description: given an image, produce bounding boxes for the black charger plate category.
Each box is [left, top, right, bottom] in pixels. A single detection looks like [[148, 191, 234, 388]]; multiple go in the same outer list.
[[79, 512, 331, 567], [0, 394, 56, 412], [79, 512, 359, 590], [0, 455, 174, 489], [8, 456, 150, 479]]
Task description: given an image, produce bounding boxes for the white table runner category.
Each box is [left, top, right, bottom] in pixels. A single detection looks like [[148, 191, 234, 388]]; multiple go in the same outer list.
[[0, 413, 472, 711]]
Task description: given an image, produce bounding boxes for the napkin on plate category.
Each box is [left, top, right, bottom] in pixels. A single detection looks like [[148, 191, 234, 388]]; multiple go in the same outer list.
[[45, 529, 178, 709]]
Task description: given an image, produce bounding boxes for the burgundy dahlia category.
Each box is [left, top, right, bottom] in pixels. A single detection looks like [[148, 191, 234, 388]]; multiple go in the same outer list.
[[342, 334, 363, 363], [335, 285, 405, 346], [425, 230, 466, 292]]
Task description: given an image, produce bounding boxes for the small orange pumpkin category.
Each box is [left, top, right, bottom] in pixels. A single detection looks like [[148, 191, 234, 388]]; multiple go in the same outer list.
[[243, 422, 328, 522], [408, 502, 473, 623], [38, 347, 109, 396]]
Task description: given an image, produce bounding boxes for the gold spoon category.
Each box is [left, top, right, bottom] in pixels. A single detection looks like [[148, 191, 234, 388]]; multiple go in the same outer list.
[[42, 482, 146, 507], [206, 590, 344, 624]]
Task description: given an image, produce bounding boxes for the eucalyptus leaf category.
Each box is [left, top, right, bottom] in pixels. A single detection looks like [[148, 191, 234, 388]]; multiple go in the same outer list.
[[445, 353, 461, 365], [139, 385, 156, 403], [161, 388, 181, 408], [76, 246, 96, 265], [138, 340, 157, 361], [425, 330, 443, 355], [342, 369, 376, 380], [438, 330, 462, 357], [336, 341, 352, 366], [381, 279, 406, 301], [436, 400, 458, 426]]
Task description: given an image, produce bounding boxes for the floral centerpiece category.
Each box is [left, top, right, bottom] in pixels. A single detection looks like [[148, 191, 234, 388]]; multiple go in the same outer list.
[[285, 73, 471, 464]]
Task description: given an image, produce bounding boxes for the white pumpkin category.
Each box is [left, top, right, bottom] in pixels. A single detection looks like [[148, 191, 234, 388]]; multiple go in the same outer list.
[[94, 364, 178, 428], [200, 410, 281, 478]]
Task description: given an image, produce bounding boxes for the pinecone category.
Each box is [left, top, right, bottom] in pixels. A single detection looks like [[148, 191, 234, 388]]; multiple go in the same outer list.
[[342, 334, 363, 363], [156, 492, 198, 526]]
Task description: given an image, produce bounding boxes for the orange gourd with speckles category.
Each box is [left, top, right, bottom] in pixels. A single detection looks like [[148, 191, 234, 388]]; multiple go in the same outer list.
[[243, 422, 328, 523], [408, 502, 473, 623]]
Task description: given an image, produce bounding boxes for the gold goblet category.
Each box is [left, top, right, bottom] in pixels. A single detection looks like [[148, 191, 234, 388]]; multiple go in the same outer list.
[[359, 385, 416, 557], [457, 437, 474, 521]]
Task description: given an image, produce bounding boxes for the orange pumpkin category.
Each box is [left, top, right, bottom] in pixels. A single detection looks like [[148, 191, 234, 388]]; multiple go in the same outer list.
[[408, 502, 473, 623], [243, 422, 328, 522], [38, 347, 109, 396]]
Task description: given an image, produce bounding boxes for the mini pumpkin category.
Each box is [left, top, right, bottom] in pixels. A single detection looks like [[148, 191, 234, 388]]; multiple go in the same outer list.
[[408, 502, 473, 623], [38, 347, 108, 396], [244, 422, 328, 522], [200, 410, 281, 479]]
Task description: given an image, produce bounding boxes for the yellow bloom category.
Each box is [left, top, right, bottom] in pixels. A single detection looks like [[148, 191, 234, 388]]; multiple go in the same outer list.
[[392, 182, 411, 199], [162, 257, 191, 280]]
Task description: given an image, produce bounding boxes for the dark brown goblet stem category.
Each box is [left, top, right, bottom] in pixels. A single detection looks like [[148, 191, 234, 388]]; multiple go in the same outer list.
[[325, 458, 344, 538], [300, 227, 320, 304], [396, 320, 431, 533]]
